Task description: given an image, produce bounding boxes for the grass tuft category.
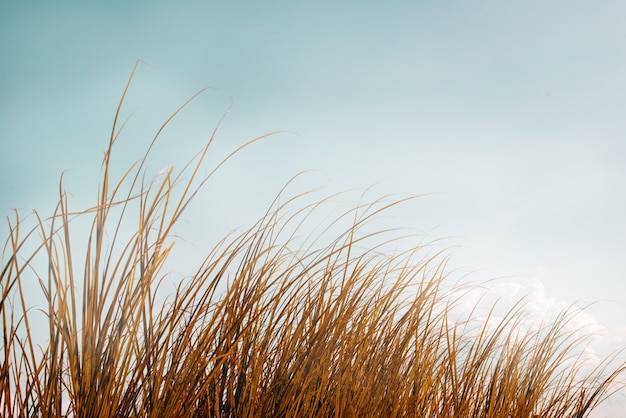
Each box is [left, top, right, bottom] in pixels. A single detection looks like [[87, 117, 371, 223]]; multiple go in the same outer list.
[[2, 62, 625, 417]]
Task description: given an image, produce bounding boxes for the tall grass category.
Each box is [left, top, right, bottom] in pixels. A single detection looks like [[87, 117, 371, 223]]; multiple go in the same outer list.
[[2, 63, 624, 417]]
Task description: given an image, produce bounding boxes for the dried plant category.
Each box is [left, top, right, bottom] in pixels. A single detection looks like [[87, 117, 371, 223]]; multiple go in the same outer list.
[[2, 63, 624, 417]]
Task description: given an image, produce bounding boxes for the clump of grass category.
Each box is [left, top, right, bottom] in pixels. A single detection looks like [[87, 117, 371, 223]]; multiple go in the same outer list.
[[1, 63, 625, 417]]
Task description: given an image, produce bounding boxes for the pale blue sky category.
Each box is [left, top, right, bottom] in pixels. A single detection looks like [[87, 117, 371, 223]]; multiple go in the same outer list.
[[2, 1, 626, 412]]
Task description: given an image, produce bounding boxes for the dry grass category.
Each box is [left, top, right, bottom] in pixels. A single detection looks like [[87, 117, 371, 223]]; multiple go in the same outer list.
[[2, 63, 625, 417]]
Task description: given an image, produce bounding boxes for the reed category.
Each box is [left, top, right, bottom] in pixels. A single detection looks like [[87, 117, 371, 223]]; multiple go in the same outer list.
[[2, 63, 624, 417]]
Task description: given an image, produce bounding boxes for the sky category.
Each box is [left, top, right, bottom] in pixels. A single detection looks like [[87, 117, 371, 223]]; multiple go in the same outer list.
[[2, 0, 626, 414]]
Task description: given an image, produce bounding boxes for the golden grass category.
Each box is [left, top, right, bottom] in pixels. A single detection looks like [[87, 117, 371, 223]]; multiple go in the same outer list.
[[2, 62, 625, 417]]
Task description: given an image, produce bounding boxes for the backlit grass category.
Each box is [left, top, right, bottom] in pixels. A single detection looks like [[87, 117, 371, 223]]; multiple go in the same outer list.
[[2, 63, 624, 417]]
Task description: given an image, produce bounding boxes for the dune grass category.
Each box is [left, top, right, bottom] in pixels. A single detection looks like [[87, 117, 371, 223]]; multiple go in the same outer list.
[[2, 63, 625, 417]]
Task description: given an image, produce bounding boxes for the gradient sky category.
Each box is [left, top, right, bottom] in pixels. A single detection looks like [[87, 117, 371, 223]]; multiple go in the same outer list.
[[2, 1, 626, 414]]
